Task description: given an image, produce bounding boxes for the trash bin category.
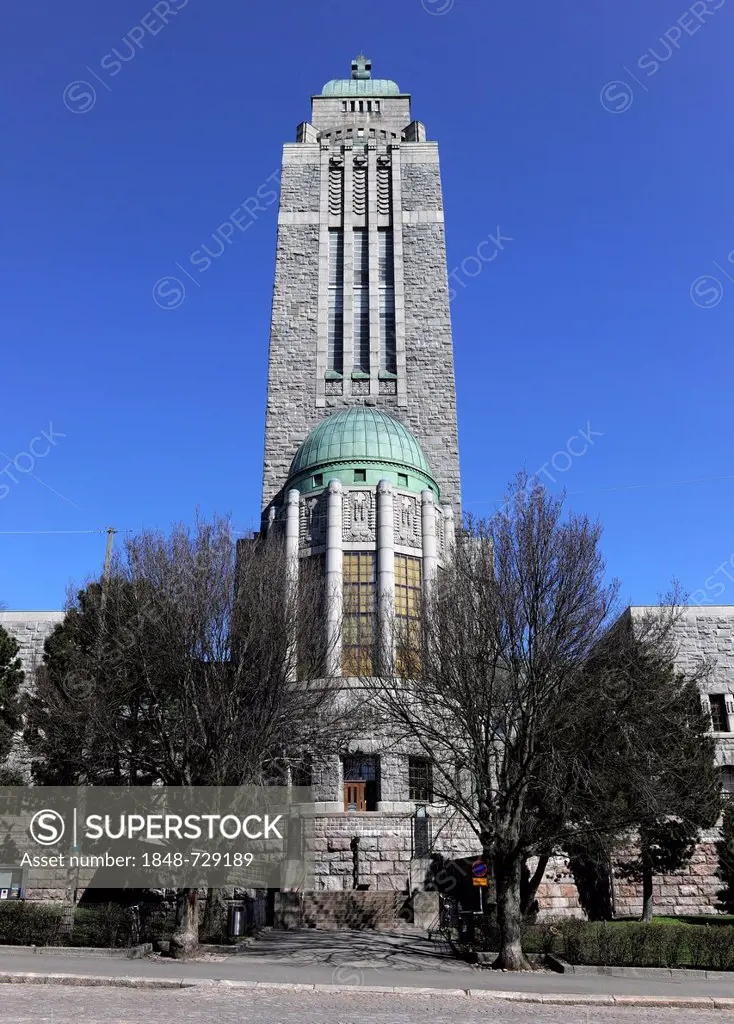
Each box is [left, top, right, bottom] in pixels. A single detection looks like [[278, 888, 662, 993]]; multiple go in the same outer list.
[[227, 902, 246, 938]]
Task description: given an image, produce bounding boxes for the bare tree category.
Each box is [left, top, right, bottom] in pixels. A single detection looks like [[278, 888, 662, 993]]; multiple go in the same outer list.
[[26, 515, 352, 955], [370, 476, 721, 965], [369, 476, 618, 969]]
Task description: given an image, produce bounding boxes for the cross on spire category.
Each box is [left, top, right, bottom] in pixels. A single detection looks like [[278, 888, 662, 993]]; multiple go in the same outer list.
[[351, 54, 372, 80]]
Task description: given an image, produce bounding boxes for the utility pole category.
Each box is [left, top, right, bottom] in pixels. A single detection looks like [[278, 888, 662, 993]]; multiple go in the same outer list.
[[99, 527, 117, 616], [102, 527, 116, 583]]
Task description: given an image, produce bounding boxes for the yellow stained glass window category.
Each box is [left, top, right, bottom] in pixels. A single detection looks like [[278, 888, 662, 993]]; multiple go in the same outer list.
[[395, 554, 422, 675], [343, 552, 376, 675]]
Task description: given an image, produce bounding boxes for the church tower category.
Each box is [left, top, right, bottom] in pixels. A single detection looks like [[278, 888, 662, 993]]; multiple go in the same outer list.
[[262, 56, 461, 517], [261, 57, 462, 697]]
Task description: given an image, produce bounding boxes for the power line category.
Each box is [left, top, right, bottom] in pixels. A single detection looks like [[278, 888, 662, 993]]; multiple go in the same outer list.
[[0, 529, 109, 535]]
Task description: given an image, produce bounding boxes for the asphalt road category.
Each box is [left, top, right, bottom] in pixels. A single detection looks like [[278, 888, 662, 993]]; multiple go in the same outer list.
[[0, 987, 727, 1024]]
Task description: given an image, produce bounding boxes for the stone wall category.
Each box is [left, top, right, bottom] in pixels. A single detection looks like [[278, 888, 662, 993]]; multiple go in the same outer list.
[[276, 890, 413, 931], [0, 611, 63, 778], [612, 831, 722, 919], [278, 162, 322, 214], [534, 855, 584, 920], [533, 834, 725, 921], [304, 811, 477, 894], [0, 611, 63, 688], [400, 162, 443, 211]]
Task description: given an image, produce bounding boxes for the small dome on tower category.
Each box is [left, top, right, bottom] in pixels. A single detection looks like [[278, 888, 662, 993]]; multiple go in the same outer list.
[[321, 54, 401, 96], [287, 408, 438, 497]]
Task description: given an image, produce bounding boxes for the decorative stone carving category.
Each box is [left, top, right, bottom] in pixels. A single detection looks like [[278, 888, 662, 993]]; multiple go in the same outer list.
[[351, 379, 369, 396], [325, 379, 343, 396], [377, 163, 392, 217], [395, 495, 421, 548], [301, 493, 327, 547], [436, 507, 446, 558], [343, 490, 376, 543], [378, 379, 397, 396], [353, 164, 367, 217], [328, 163, 344, 218]]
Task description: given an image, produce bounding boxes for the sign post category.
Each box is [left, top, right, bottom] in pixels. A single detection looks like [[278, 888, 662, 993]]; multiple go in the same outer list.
[[472, 858, 489, 914]]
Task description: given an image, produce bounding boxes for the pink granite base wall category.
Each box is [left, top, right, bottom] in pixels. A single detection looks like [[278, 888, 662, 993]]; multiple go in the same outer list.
[[612, 830, 723, 918], [534, 831, 724, 920], [534, 855, 584, 920]]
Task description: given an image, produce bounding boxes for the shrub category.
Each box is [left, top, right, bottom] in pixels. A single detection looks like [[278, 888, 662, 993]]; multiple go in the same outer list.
[[702, 927, 734, 972], [0, 902, 62, 946], [70, 905, 132, 947], [0, 901, 172, 948], [553, 919, 734, 971]]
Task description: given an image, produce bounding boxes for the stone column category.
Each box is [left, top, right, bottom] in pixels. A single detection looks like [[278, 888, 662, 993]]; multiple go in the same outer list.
[[421, 489, 438, 595], [285, 488, 300, 577], [326, 480, 343, 677], [377, 480, 395, 673], [285, 489, 301, 683]]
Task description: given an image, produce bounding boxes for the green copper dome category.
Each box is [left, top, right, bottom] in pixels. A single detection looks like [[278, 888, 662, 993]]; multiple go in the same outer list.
[[321, 54, 402, 97], [287, 408, 438, 497], [321, 79, 401, 97]]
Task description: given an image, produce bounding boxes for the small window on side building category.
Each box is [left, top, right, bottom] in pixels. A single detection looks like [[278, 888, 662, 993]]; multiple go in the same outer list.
[[710, 694, 730, 732], [408, 757, 433, 802]]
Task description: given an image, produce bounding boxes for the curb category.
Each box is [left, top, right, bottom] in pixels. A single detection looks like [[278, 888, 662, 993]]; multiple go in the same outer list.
[[0, 972, 733, 1007], [0, 944, 152, 960]]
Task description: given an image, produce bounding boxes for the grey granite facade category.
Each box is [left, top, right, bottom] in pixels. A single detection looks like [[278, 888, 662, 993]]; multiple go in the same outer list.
[[0, 611, 63, 779], [630, 605, 734, 766], [0, 611, 62, 692]]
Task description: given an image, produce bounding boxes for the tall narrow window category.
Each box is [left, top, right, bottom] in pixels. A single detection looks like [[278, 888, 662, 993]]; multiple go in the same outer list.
[[395, 553, 421, 676], [721, 766, 734, 800], [710, 694, 730, 732], [328, 229, 344, 374], [408, 757, 433, 802], [353, 228, 370, 372], [379, 229, 396, 374], [343, 552, 376, 675]]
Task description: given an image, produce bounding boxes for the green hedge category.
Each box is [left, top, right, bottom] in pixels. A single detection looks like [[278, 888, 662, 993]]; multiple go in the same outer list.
[[462, 916, 734, 971], [547, 920, 734, 971], [0, 901, 174, 948], [0, 903, 64, 946]]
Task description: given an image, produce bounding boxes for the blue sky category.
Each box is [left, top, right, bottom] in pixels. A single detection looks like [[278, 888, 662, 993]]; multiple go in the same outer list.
[[2, 0, 733, 610]]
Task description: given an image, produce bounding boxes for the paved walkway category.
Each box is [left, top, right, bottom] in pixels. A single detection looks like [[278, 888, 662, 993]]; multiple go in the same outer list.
[[0, 930, 733, 1001]]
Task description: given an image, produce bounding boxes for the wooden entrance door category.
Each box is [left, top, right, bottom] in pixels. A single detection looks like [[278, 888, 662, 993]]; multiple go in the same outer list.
[[344, 781, 367, 812]]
